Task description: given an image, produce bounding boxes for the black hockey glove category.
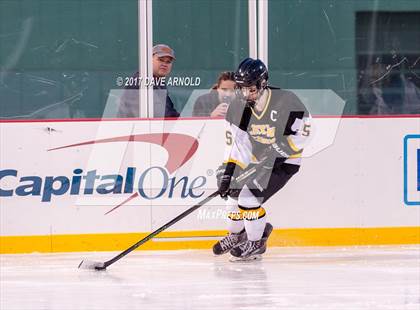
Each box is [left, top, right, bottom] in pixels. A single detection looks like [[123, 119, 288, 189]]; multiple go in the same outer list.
[[218, 175, 232, 198], [216, 162, 237, 198]]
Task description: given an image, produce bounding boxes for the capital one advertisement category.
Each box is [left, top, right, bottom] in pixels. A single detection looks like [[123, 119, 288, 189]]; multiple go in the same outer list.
[[1, 110, 419, 244], [0, 120, 227, 236]]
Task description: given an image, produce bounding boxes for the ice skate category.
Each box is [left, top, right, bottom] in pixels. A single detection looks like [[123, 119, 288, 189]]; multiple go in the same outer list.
[[230, 223, 273, 260], [213, 229, 247, 255]]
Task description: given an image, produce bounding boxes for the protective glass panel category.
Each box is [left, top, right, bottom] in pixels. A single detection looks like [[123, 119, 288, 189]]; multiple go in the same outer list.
[[0, 0, 138, 120], [152, 0, 249, 118], [268, 0, 420, 115]]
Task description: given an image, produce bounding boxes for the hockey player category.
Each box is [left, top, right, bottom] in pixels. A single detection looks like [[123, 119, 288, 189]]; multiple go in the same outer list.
[[213, 58, 312, 260]]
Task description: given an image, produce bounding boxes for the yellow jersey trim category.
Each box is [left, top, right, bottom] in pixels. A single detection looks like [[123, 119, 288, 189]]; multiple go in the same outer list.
[[287, 136, 301, 152], [289, 152, 302, 159]]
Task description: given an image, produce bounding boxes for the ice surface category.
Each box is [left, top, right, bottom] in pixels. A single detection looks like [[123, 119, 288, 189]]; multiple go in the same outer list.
[[1, 245, 419, 310]]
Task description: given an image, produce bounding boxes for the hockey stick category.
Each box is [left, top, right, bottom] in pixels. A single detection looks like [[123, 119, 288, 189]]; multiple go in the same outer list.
[[78, 157, 268, 271], [78, 190, 220, 270]]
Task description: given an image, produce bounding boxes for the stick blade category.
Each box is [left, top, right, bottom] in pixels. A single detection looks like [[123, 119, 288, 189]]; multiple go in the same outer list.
[[78, 259, 106, 270]]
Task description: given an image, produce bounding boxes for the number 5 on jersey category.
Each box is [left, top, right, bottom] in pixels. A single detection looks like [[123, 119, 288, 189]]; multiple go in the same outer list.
[[302, 124, 311, 137], [226, 131, 233, 145]]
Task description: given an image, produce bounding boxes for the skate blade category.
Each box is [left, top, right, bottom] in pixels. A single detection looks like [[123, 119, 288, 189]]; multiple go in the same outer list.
[[78, 260, 106, 270], [229, 254, 262, 262]]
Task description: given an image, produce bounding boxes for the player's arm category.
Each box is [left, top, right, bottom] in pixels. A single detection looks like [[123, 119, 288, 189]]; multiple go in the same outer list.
[[271, 91, 313, 161], [217, 120, 253, 197], [269, 119, 311, 170], [269, 115, 311, 160], [284, 114, 312, 155]]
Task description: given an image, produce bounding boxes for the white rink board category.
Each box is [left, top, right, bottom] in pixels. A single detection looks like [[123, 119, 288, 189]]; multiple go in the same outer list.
[[0, 117, 419, 237]]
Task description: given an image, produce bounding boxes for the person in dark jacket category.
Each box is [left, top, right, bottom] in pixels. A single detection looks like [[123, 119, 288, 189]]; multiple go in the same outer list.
[[193, 71, 235, 117], [117, 44, 180, 118]]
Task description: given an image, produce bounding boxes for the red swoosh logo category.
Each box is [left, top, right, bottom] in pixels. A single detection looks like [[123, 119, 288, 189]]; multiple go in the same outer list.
[[48, 133, 199, 174]]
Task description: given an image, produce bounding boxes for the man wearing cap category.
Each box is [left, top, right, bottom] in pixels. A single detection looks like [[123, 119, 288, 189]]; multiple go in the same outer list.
[[117, 44, 180, 118]]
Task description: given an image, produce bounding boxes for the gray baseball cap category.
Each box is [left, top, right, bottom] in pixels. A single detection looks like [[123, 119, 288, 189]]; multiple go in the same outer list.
[[153, 44, 176, 60]]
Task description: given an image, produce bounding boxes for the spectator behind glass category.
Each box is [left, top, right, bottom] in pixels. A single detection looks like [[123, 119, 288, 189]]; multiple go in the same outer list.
[[117, 44, 180, 118], [193, 71, 235, 117]]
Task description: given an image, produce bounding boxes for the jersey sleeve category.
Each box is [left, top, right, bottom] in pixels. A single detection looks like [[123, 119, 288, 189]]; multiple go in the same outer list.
[[223, 122, 253, 169], [286, 114, 312, 153], [223, 101, 253, 169], [279, 91, 312, 163]]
